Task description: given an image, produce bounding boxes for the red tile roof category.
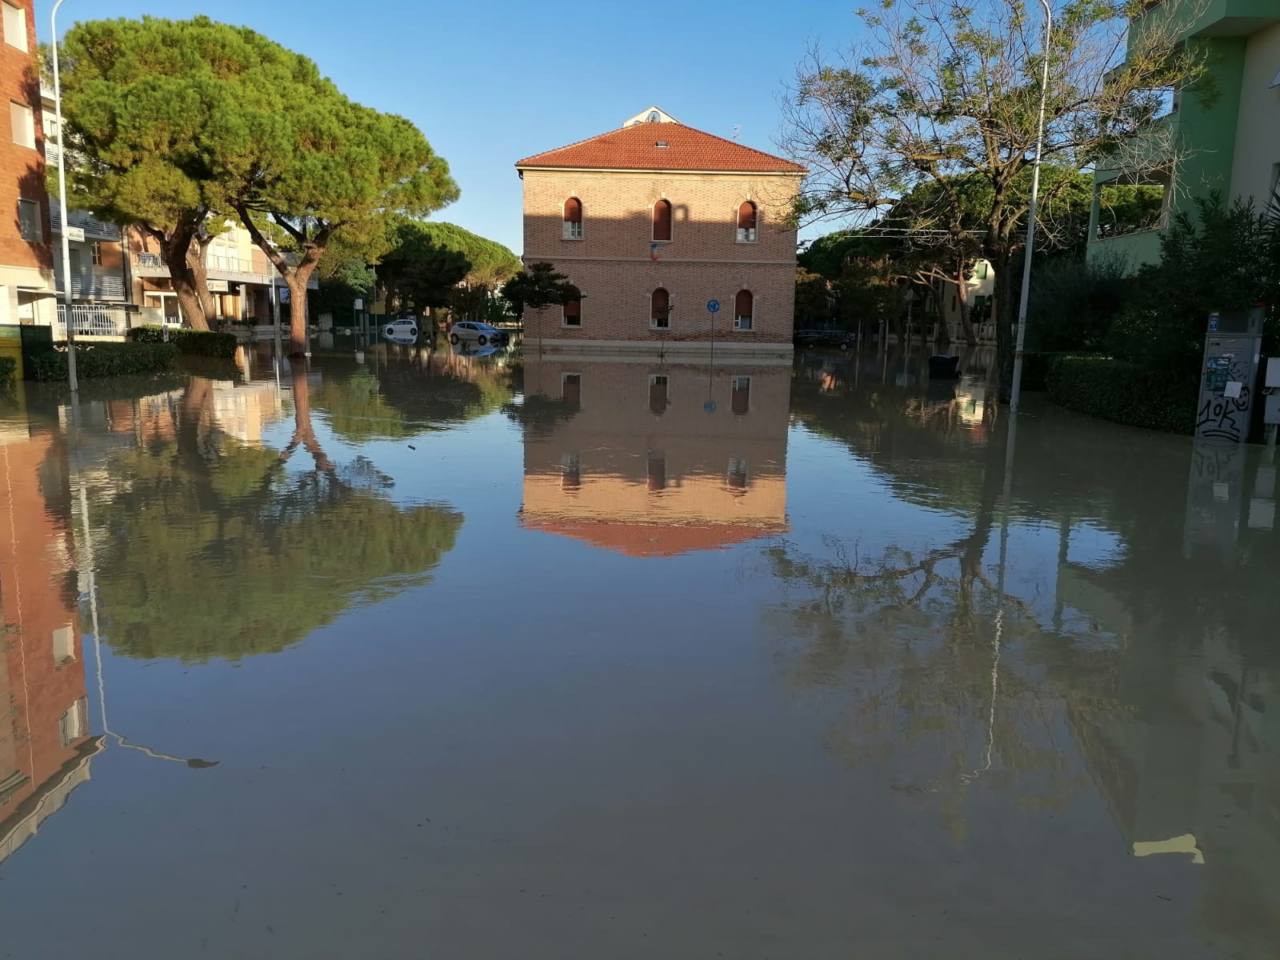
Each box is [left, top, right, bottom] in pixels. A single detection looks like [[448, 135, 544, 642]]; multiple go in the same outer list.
[[516, 123, 805, 174]]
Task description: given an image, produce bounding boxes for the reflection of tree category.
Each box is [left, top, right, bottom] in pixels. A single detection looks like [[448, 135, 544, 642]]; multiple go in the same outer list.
[[312, 352, 516, 442], [92, 370, 463, 662]]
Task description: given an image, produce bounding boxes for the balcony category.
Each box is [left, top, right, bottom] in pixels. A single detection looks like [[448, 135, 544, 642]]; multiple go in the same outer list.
[[55, 304, 133, 340], [57, 273, 127, 301], [49, 206, 122, 241]]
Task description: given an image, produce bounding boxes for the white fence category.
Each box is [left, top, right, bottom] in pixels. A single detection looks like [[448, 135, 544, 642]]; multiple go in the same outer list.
[[55, 304, 132, 340]]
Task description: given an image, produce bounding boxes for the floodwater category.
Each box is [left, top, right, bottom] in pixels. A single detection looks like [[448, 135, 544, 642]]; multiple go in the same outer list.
[[0, 342, 1276, 958]]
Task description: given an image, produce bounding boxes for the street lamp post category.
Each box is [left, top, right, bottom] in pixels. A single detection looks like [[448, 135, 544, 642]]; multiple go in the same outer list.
[[1009, 0, 1053, 414], [50, 0, 77, 393]]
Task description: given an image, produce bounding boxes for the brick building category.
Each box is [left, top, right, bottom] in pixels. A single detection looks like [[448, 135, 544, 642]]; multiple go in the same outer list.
[[1, 0, 55, 327], [516, 107, 804, 355]]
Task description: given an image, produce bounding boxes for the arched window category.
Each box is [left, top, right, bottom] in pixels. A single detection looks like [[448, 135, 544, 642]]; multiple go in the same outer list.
[[736, 201, 758, 243], [563, 296, 582, 327], [652, 199, 672, 242], [650, 287, 670, 329], [734, 289, 753, 331], [562, 197, 583, 240]]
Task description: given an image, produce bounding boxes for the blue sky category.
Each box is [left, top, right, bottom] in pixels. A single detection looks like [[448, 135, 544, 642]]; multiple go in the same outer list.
[[41, 0, 861, 253]]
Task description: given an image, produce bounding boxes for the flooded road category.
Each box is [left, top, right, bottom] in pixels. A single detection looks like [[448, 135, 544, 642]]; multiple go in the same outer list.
[[0, 344, 1275, 958]]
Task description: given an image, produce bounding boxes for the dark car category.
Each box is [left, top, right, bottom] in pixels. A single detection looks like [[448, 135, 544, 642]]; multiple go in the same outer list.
[[794, 328, 858, 349]]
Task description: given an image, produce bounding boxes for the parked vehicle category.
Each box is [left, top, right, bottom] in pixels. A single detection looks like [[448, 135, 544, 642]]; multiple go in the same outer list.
[[794, 328, 857, 350], [449, 321, 507, 346], [382, 317, 419, 345]]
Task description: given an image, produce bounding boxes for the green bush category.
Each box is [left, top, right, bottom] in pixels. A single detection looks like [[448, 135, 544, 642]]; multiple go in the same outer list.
[[0, 356, 16, 384], [1046, 355, 1196, 434], [126, 326, 238, 358], [1026, 253, 1132, 353], [28, 342, 180, 381]]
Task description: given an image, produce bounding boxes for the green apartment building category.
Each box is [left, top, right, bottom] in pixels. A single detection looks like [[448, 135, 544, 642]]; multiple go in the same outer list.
[[1088, 0, 1280, 269]]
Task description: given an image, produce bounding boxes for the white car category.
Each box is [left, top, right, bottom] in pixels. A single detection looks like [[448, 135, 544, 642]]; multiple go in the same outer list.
[[382, 317, 419, 344], [448, 321, 506, 346]]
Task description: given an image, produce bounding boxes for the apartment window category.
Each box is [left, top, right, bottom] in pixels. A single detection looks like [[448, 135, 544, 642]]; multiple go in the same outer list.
[[3, 2, 27, 52], [652, 199, 672, 242], [561, 372, 581, 412], [52, 625, 75, 664], [731, 375, 751, 416], [647, 450, 667, 491], [648, 374, 669, 415], [736, 201, 758, 243], [10, 100, 35, 149], [91, 241, 103, 266], [562, 197, 583, 239], [734, 289, 754, 331], [650, 287, 670, 329], [17, 198, 41, 242], [562, 296, 582, 327], [59, 697, 87, 746]]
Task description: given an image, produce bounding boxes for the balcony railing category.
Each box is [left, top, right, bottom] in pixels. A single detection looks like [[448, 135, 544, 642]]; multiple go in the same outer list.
[[57, 273, 127, 301], [49, 206, 122, 241], [55, 304, 132, 340]]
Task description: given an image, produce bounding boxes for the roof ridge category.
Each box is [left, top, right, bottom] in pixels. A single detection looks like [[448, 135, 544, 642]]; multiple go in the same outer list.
[[516, 120, 804, 172], [514, 124, 630, 167]]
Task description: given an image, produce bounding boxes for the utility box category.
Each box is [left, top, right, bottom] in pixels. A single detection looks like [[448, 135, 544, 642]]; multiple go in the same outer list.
[[1195, 307, 1263, 443], [1265, 357, 1280, 428]]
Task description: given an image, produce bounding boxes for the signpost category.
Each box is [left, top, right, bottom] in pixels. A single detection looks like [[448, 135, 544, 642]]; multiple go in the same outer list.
[[706, 298, 719, 371], [64, 225, 85, 243]]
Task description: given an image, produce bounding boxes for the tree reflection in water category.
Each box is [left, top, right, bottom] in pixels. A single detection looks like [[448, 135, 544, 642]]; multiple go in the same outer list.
[[90, 366, 463, 662]]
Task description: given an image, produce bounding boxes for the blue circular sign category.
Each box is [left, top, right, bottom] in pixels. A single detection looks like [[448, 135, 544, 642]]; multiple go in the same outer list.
[[706, 299, 720, 314]]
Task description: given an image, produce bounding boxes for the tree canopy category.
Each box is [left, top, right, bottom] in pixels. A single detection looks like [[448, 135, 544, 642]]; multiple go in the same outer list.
[[499, 263, 581, 318]]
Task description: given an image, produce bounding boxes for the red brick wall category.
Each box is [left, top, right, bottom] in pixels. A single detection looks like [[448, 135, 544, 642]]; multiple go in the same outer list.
[[521, 168, 800, 344], [0, 0, 50, 271]]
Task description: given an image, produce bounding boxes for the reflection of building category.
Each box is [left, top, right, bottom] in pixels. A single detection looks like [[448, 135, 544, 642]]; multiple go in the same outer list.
[[0, 424, 101, 864], [519, 357, 789, 556], [1, 0, 56, 327], [516, 107, 803, 353]]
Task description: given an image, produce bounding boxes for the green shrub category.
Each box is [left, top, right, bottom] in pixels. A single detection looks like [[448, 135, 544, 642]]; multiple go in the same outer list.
[[126, 326, 238, 358], [1046, 355, 1196, 434], [0, 356, 16, 384], [1027, 254, 1132, 353], [28, 342, 180, 381]]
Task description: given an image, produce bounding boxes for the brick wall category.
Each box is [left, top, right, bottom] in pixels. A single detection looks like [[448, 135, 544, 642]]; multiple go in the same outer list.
[[0, 0, 50, 273], [521, 169, 800, 344]]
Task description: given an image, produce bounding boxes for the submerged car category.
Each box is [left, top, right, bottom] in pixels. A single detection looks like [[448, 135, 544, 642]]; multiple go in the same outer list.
[[382, 317, 420, 344], [794, 328, 858, 349], [449, 321, 507, 346]]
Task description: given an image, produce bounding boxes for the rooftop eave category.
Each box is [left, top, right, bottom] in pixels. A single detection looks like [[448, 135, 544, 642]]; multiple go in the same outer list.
[[515, 164, 806, 177]]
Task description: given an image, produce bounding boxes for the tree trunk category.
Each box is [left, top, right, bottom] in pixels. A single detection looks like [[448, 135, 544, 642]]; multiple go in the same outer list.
[[188, 236, 218, 326], [159, 228, 211, 332], [991, 249, 1015, 402], [287, 276, 310, 356], [954, 260, 978, 347]]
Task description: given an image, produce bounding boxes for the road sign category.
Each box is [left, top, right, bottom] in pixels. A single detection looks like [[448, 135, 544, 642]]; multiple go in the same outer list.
[[64, 226, 85, 243], [706, 299, 720, 313], [354, 298, 364, 310]]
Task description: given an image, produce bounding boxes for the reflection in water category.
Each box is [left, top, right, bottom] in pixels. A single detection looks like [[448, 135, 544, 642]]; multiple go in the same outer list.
[[517, 357, 790, 556], [85, 366, 464, 662], [778, 348, 1280, 953], [0, 345, 1274, 956], [0, 421, 102, 864]]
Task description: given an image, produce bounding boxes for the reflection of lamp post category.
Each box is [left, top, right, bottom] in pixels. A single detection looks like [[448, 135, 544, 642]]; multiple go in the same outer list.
[[50, 0, 78, 392], [1009, 0, 1053, 413]]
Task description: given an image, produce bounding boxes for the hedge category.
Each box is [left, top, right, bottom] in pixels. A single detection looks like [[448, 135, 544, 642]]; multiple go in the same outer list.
[[1046, 355, 1197, 435], [0, 356, 15, 384], [126, 326, 238, 358], [27, 342, 180, 381]]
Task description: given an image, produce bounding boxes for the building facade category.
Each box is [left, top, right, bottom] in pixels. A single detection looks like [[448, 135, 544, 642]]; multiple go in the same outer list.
[[1, 0, 54, 327], [516, 107, 804, 354], [1088, 1, 1280, 269]]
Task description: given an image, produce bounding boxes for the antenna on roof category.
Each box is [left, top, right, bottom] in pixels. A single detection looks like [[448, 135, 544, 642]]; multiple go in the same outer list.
[[731, 124, 741, 141]]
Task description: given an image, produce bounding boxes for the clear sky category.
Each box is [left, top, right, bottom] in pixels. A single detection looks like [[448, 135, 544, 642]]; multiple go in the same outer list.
[[41, 0, 862, 254]]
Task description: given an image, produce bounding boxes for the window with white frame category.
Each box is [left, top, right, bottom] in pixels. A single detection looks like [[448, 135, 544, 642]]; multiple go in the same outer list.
[[91, 241, 103, 266], [727, 457, 749, 489], [736, 201, 758, 243], [731, 376, 751, 415], [562, 197, 583, 239], [10, 100, 35, 149], [648, 374, 669, 415], [733, 289, 754, 331], [3, 2, 27, 52], [650, 288, 670, 329], [17, 198, 40, 242], [59, 697, 87, 746]]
